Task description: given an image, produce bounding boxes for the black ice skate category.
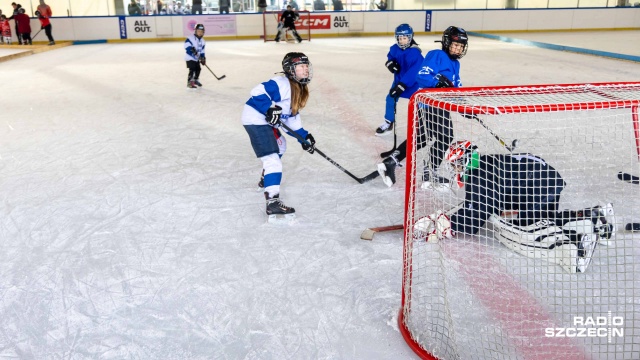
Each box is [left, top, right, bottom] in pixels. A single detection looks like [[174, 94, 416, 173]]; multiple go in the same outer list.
[[265, 192, 296, 223], [377, 152, 400, 187], [193, 79, 203, 87], [422, 167, 452, 192], [187, 80, 197, 88], [375, 120, 394, 136]]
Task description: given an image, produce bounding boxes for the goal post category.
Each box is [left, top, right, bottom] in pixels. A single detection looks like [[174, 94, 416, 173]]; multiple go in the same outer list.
[[262, 10, 311, 43], [399, 82, 640, 360]]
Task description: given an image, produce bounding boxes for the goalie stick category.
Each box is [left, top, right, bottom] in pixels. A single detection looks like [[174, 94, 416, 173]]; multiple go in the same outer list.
[[279, 122, 380, 184], [203, 63, 226, 81], [618, 171, 639, 185]]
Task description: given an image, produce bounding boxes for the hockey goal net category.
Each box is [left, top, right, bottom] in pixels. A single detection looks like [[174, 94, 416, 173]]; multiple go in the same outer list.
[[262, 10, 311, 43], [400, 82, 640, 360]]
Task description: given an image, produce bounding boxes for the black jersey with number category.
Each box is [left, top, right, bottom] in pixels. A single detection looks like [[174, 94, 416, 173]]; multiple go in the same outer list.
[[451, 153, 566, 235]]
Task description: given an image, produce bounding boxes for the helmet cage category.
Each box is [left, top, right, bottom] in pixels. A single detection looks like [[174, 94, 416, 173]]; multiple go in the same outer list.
[[395, 24, 414, 50], [282, 53, 313, 85], [442, 26, 469, 59]]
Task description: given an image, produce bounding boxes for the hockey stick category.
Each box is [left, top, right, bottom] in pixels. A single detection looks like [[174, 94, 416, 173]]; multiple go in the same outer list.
[[203, 63, 226, 80], [279, 122, 379, 184], [617, 171, 639, 185], [32, 28, 43, 40], [469, 114, 518, 152], [360, 224, 403, 240], [380, 101, 398, 158]]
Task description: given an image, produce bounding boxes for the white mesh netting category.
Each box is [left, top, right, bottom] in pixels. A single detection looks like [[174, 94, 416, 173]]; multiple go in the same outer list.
[[399, 83, 640, 360]]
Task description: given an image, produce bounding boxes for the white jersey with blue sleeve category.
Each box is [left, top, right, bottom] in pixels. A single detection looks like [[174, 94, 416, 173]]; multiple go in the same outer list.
[[241, 75, 309, 139], [184, 35, 205, 62], [416, 49, 462, 89]]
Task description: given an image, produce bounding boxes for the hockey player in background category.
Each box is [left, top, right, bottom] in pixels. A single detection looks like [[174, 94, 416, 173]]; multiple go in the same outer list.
[[0, 15, 11, 45], [241, 52, 315, 223], [413, 140, 616, 273], [14, 7, 31, 45], [184, 23, 206, 88], [378, 26, 468, 188], [35, 10, 55, 45], [375, 24, 423, 136], [275, 5, 302, 43]]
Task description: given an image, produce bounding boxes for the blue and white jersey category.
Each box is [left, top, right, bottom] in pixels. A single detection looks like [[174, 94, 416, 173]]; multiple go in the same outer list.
[[416, 49, 462, 89], [242, 75, 309, 140], [184, 35, 205, 62]]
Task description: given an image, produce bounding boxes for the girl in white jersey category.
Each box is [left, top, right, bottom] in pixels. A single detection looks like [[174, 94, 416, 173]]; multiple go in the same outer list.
[[183, 23, 206, 88], [241, 52, 315, 222]]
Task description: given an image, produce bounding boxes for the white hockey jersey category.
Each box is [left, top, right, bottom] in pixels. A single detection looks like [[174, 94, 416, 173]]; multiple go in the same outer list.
[[184, 34, 205, 62]]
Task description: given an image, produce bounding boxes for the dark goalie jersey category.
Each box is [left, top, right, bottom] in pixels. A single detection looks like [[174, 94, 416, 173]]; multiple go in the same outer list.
[[451, 153, 566, 235]]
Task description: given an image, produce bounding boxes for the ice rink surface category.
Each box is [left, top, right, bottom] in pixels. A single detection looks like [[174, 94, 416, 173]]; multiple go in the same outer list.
[[0, 31, 639, 358]]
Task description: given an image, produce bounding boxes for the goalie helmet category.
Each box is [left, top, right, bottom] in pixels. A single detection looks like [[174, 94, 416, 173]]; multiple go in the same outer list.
[[282, 52, 313, 85], [395, 24, 414, 50], [445, 140, 479, 185], [442, 26, 468, 59]]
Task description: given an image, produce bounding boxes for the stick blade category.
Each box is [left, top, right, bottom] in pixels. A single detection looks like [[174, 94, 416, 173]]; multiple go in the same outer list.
[[217, 75, 226, 80], [360, 228, 375, 240], [360, 224, 403, 240]]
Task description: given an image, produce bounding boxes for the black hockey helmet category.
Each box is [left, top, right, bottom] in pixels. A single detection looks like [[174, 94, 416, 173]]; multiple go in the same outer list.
[[18, 7, 25, 14], [282, 52, 313, 85], [35, 10, 41, 16], [194, 23, 205, 37], [441, 26, 468, 59]]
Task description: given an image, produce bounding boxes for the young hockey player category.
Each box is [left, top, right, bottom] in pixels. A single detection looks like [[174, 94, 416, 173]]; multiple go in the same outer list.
[[0, 15, 11, 45], [184, 23, 205, 88], [274, 5, 301, 43], [413, 140, 616, 273], [377, 26, 468, 189], [35, 10, 55, 45], [14, 7, 31, 45], [241, 52, 315, 223], [375, 24, 423, 136]]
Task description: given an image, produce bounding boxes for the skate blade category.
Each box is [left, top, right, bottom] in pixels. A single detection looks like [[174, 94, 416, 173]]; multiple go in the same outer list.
[[377, 163, 393, 187], [268, 213, 296, 224]]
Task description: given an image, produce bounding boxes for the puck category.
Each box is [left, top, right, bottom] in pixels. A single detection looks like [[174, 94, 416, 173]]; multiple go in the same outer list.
[[625, 223, 640, 232]]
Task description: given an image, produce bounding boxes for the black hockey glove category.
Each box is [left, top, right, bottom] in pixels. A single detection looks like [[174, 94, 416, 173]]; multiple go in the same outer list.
[[435, 75, 454, 88], [265, 105, 283, 126], [385, 60, 400, 74], [301, 133, 315, 154], [389, 82, 406, 99], [199, 57, 206, 65]]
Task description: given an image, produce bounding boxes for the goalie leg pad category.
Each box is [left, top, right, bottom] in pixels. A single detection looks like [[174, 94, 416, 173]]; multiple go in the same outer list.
[[413, 211, 453, 243]]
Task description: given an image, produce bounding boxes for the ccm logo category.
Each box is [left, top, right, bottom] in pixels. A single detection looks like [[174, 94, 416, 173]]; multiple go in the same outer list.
[[295, 15, 331, 29]]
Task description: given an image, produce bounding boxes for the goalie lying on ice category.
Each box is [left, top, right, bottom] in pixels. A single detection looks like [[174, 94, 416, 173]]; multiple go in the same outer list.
[[413, 140, 616, 273]]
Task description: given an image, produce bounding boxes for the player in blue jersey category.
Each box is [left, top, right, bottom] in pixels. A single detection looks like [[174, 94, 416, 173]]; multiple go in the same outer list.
[[377, 26, 468, 188], [184, 23, 206, 88], [375, 24, 423, 136], [241, 52, 316, 222]]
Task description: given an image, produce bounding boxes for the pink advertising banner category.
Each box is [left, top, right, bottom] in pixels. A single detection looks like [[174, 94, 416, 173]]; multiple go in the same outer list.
[[182, 16, 237, 36]]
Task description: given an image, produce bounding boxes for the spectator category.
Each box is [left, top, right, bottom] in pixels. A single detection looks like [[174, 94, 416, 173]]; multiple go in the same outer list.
[[219, 0, 230, 14], [128, 0, 142, 15], [175, 1, 184, 14], [332, 0, 343, 10], [185, 3, 192, 12], [14, 7, 30, 45], [192, 0, 202, 14], [166, 1, 176, 14], [0, 14, 11, 45], [35, 10, 55, 45], [9, 3, 23, 44], [257, 0, 267, 13], [376, 0, 387, 10], [313, 0, 325, 10], [289, 0, 299, 10], [156, 0, 163, 14], [233, 0, 244, 12]]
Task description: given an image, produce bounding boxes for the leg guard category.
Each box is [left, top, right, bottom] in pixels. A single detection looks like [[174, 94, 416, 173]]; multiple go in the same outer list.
[[489, 216, 598, 273]]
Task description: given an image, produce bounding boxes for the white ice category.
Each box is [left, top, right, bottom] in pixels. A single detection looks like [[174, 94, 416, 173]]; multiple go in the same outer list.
[[1, 32, 639, 359]]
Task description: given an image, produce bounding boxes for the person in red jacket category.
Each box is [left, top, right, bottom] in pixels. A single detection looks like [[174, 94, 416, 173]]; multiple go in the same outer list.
[[0, 15, 12, 45], [14, 7, 31, 45], [35, 10, 54, 45]]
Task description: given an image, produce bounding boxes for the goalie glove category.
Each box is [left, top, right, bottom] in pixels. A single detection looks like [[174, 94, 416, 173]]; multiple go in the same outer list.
[[301, 133, 315, 154], [265, 105, 283, 126], [389, 82, 406, 99], [435, 74, 454, 88], [413, 211, 454, 243], [385, 60, 400, 74]]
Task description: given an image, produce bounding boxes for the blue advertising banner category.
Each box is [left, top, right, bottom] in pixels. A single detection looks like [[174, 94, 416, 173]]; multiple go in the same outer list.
[[119, 16, 127, 39], [425, 10, 432, 32]]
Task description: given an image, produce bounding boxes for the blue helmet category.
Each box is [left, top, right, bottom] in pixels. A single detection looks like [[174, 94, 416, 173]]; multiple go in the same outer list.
[[395, 24, 413, 50]]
